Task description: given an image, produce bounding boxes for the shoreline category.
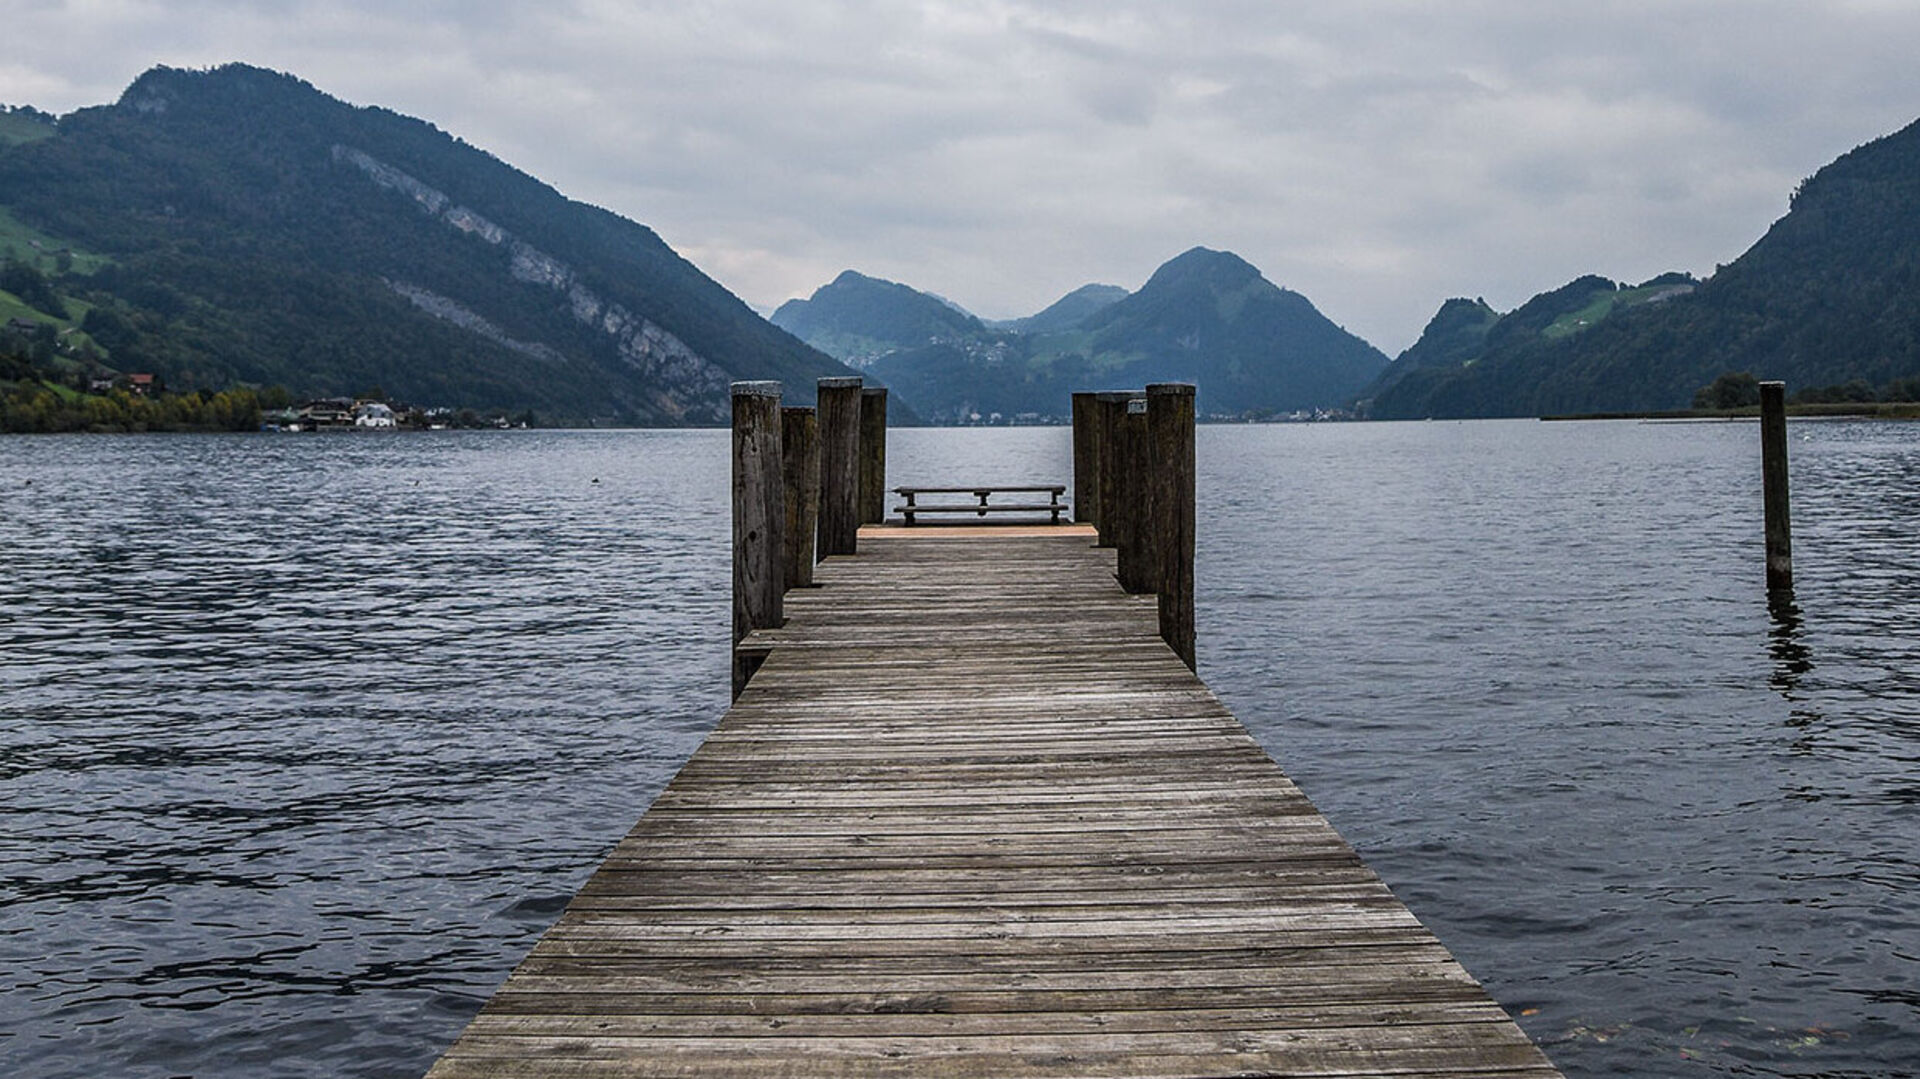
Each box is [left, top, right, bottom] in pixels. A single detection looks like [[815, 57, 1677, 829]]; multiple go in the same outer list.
[[1542, 402, 1920, 422]]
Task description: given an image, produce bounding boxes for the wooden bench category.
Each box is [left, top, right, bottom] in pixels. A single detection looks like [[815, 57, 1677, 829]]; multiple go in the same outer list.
[[893, 485, 1068, 525]]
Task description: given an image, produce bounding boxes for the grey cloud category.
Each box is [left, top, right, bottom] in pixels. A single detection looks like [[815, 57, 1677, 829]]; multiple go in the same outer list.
[[5, 0, 1920, 351]]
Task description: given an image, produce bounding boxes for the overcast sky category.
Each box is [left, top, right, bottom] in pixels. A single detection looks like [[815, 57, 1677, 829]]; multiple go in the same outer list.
[[5, 1, 1919, 353]]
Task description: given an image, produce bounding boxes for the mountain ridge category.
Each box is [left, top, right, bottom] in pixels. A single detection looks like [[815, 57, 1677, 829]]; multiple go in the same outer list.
[[770, 269, 983, 367], [0, 63, 856, 424], [1367, 116, 1920, 418], [854, 246, 1388, 421]]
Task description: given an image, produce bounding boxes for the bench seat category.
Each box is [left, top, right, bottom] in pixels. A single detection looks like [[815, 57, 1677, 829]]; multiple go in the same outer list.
[[891, 502, 1066, 514], [892, 484, 1068, 525]]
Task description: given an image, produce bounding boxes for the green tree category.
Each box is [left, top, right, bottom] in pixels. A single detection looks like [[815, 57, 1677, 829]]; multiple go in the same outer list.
[[0, 259, 68, 318], [1693, 371, 1762, 410]]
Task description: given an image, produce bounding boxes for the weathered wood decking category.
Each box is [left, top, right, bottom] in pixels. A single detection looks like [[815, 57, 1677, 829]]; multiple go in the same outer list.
[[427, 529, 1562, 1079]]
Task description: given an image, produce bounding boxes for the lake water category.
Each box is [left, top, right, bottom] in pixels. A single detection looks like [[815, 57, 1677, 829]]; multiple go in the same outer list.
[[2, 420, 1916, 1078]]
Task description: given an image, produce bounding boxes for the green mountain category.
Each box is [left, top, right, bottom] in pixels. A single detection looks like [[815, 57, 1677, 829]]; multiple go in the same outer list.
[[1364, 275, 1697, 417], [1069, 247, 1387, 413], [1368, 115, 1920, 418], [851, 249, 1388, 421], [998, 283, 1129, 334], [0, 63, 854, 424], [769, 270, 983, 366]]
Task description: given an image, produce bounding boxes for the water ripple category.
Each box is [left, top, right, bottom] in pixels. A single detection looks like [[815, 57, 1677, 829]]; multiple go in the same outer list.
[[2, 431, 727, 1079], [4, 422, 1918, 1079]]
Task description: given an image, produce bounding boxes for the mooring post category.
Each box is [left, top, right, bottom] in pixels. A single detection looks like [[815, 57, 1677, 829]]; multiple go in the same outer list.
[[1094, 391, 1133, 549], [816, 376, 862, 557], [1114, 394, 1155, 595], [1761, 380, 1793, 593], [858, 387, 888, 525], [732, 381, 784, 698], [781, 406, 819, 591], [1071, 391, 1100, 526], [1147, 383, 1197, 670]]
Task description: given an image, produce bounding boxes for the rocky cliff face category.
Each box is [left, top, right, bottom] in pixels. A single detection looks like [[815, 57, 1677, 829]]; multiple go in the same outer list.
[[334, 144, 733, 418]]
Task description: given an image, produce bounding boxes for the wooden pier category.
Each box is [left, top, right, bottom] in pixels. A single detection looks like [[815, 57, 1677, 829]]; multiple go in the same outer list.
[[426, 524, 1564, 1078]]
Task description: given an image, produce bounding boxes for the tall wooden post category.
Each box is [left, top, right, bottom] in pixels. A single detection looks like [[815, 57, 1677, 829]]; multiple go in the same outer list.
[[1071, 391, 1099, 526], [732, 381, 784, 698], [858, 387, 888, 525], [781, 406, 819, 591], [1094, 391, 1133, 549], [1761, 380, 1793, 593], [816, 376, 862, 557], [1113, 395, 1154, 595], [1148, 382, 1196, 670]]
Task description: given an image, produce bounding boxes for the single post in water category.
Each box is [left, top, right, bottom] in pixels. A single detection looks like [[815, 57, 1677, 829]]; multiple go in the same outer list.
[[1114, 394, 1155, 595], [816, 376, 862, 557], [1071, 391, 1100, 526], [781, 406, 819, 591], [858, 387, 888, 525], [1147, 383, 1197, 670], [732, 381, 784, 697], [1761, 380, 1793, 593]]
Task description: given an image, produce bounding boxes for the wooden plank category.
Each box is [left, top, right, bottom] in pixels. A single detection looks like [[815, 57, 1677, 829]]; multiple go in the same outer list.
[[470, 980, 1502, 1018], [426, 532, 1562, 1079], [457, 1000, 1519, 1037]]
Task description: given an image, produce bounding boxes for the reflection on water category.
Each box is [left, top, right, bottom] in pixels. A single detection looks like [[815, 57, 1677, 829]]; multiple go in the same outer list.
[[3, 420, 1918, 1079], [1768, 590, 1814, 694], [1198, 418, 1920, 1079]]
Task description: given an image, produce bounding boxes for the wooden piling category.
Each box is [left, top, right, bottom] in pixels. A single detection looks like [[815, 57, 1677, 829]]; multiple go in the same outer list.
[[1148, 382, 1197, 670], [1071, 391, 1099, 525], [858, 387, 888, 525], [731, 381, 783, 697], [816, 376, 862, 557], [780, 406, 819, 591], [1093, 391, 1134, 549], [1113, 395, 1155, 595], [1761, 380, 1792, 592]]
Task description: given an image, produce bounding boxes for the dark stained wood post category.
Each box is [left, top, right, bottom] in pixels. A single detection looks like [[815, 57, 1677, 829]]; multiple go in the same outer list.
[[1148, 382, 1196, 670], [816, 376, 862, 557], [1113, 395, 1155, 595], [732, 381, 784, 698], [1761, 380, 1793, 593], [781, 406, 819, 591], [1071, 391, 1099, 526], [858, 387, 888, 525], [1094, 391, 1133, 549]]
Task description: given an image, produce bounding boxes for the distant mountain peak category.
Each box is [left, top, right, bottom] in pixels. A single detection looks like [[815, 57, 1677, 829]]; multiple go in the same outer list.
[[118, 63, 319, 116], [769, 269, 983, 367], [860, 248, 1385, 421], [1142, 246, 1263, 292], [1001, 283, 1129, 334]]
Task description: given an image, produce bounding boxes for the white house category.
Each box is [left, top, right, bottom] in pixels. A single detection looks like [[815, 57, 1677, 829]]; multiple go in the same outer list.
[[353, 402, 398, 428]]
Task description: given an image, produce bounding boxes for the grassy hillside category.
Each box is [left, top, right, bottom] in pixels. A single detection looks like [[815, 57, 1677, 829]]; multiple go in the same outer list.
[[0, 109, 56, 148]]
